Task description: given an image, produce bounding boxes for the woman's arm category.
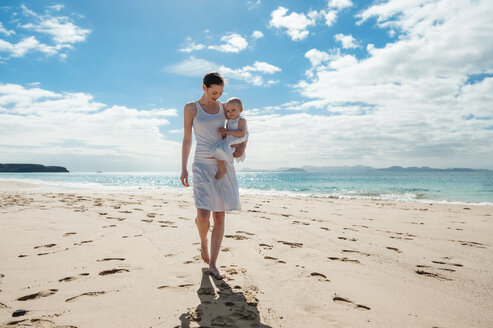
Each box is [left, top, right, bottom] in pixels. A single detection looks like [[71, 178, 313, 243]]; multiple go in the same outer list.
[[180, 103, 196, 187]]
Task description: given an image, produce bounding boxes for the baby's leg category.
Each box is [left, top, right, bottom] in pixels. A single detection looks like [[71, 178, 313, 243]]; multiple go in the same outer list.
[[215, 160, 227, 179]]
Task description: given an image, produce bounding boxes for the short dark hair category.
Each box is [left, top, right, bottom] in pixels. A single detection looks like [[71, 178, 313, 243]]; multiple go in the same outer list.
[[203, 72, 224, 88]]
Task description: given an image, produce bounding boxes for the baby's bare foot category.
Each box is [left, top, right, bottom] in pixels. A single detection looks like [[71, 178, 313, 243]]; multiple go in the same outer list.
[[215, 168, 227, 179]]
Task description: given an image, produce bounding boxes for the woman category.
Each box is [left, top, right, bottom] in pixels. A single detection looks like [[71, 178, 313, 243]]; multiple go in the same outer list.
[[180, 72, 246, 279]]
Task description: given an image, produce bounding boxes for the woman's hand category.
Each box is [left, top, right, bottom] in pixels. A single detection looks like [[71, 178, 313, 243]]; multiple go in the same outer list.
[[217, 127, 227, 134], [231, 141, 246, 158], [180, 169, 190, 187]]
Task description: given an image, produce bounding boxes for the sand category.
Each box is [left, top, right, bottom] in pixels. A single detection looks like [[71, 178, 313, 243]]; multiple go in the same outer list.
[[0, 179, 492, 327]]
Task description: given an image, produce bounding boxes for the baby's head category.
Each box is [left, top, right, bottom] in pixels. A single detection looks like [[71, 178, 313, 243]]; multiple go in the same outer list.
[[225, 97, 243, 120]]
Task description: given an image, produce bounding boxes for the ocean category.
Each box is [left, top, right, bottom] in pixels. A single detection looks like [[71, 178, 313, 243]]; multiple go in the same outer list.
[[1, 170, 492, 205]]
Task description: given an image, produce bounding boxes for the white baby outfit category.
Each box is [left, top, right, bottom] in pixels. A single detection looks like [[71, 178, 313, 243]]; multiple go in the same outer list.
[[210, 117, 249, 164], [191, 101, 240, 212]]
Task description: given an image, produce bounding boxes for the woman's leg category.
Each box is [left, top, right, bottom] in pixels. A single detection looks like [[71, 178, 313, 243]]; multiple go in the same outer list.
[[195, 208, 211, 264], [209, 211, 225, 278]]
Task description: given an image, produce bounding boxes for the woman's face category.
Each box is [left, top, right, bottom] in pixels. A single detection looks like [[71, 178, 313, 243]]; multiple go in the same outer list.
[[203, 84, 224, 102]]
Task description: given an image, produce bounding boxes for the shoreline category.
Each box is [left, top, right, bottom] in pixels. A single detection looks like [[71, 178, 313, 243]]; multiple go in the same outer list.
[[1, 177, 492, 207], [1, 180, 492, 327]]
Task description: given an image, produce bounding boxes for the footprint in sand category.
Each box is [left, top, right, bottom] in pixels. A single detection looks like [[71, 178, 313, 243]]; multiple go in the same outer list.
[[106, 216, 126, 221], [17, 289, 58, 301], [102, 224, 117, 228], [386, 246, 402, 253], [333, 295, 370, 311], [98, 268, 129, 276], [449, 240, 487, 248], [263, 256, 286, 264], [119, 210, 132, 214], [438, 268, 456, 272], [320, 227, 330, 231], [277, 240, 303, 248], [63, 232, 77, 237], [97, 258, 125, 262], [415, 269, 452, 281], [337, 237, 358, 242], [432, 260, 463, 267], [342, 249, 371, 257], [141, 219, 153, 223], [73, 240, 93, 246], [259, 243, 273, 250], [34, 243, 57, 249], [65, 291, 106, 302], [59, 273, 90, 282], [292, 220, 310, 225], [310, 272, 330, 282], [225, 234, 250, 240], [236, 230, 255, 236], [328, 257, 360, 264], [158, 283, 194, 289], [146, 213, 156, 218]]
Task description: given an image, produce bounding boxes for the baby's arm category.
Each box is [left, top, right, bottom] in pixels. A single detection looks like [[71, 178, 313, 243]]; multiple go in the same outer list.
[[219, 118, 247, 138]]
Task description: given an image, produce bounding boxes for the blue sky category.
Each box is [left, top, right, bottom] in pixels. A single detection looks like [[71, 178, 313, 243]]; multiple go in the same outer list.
[[1, 0, 492, 171]]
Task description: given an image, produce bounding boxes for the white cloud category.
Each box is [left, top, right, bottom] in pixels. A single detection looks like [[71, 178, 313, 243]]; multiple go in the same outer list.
[[305, 48, 330, 66], [0, 4, 90, 60], [251, 30, 264, 40], [165, 57, 281, 86], [208, 33, 248, 53], [268, 6, 319, 41], [0, 83, 180, 171], [324, 10, 338, 27], [0, 22, 15, 36], [179, 37, 205, 53], [242, 61, 281, 74], [285, 0, 493, 169], [164, 56, 218, 77], [334, 33, 359, 49], [48, 4, 64, 12], [247, 0, 261, 10], [328, 0, 353, 10]]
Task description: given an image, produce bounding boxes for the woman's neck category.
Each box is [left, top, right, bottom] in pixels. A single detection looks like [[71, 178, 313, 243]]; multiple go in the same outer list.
[[199, 96, 215, 106]]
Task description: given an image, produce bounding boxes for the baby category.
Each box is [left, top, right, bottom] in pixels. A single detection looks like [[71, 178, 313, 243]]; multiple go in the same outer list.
[[211, 97, 248, 179]]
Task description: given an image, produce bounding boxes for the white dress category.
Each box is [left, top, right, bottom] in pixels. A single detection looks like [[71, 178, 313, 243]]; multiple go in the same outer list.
[[210, 117, 248, 164], [191, 101, 241, 212]]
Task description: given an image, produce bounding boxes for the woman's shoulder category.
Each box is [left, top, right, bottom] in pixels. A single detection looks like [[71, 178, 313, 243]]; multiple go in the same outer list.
[[184, 101, 198, 115]]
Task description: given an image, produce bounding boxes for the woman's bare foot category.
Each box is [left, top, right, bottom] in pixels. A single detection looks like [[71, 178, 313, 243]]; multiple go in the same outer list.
[[215, 167, 227, 180], [200, 242, 210, 264], [208, 264, 225, 280], [195, 217, 210, 264]]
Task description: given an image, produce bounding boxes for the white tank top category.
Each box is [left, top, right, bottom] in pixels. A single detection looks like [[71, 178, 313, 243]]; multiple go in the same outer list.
[[193, 101, 225, 160]]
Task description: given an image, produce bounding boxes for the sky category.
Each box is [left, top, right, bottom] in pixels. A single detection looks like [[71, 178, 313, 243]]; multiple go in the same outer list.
[[1, 0, 492, 172]]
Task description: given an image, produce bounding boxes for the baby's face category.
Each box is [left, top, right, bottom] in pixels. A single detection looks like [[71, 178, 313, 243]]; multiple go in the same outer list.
[[225, 103, 242, 120]]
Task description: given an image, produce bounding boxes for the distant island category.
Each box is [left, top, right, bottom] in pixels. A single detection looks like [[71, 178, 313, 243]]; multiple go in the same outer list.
[[0, 163, 69, 173], [240, 165, 491, 173]]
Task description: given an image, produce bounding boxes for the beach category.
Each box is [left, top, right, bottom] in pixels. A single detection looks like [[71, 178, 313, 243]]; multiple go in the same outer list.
[[0, 180, 492, 328]]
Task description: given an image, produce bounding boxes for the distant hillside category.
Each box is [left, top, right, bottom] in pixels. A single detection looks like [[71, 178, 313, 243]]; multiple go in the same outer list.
[[0, 164, 69, 173], [240, 167, 307, 173], [240, 165, 491, 173], [376, 166, 491, 172]]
